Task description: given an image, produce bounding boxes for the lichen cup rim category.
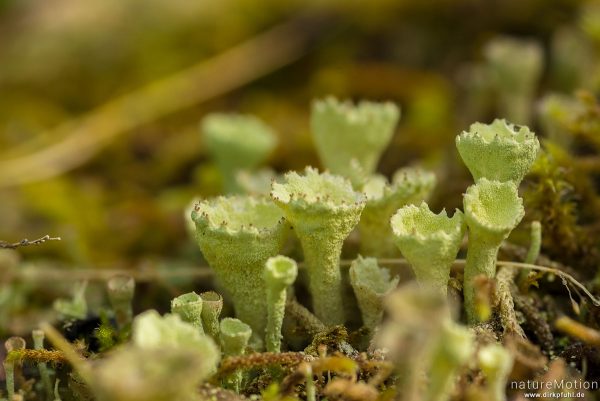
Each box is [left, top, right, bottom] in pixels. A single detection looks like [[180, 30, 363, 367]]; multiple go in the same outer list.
[[463, 179, 525, 234]]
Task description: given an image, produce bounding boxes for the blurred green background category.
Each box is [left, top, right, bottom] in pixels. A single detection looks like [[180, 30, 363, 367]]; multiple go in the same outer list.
[[0, 0, 598, 268]]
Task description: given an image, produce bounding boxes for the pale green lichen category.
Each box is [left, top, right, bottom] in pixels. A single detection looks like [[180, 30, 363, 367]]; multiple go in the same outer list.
[[456, 119, 540, 184], [310, 97, 400, 184], [478, 344, 514, 401], [200, 291, 223, 342], [359, 167, 436, 257], [220, 318, 252, 392], [32, 329, 53, 400], [107, 275, 135, 330], [171, 292, 203, 333], [377, 284, 451, 401], [270, 167, 366, 325], [191, 196, 288, 347], [349, 256, 399, 330], [463, 179, 524, 323], [483, 37, 543, 125], [53, 280, 88, 320], [132, 310, 218, 365], [201, 113, 278, 193], [391, 202, 465, 296], [426, 322, 474, 401], [4, 337, 25, 400], [264, 255, 298, 353]]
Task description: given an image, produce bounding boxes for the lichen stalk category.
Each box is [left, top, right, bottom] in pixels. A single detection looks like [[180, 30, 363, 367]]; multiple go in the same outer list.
[[264, 256, 298, 353], [426, 323, 474, 401], [33, 329, 54, 400], [478, 344, 514, 401], [107, 275, 135, 330]]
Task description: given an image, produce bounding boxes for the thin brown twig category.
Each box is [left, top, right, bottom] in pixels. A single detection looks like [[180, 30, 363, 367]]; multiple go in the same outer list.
[[0, 235, 61, 249]]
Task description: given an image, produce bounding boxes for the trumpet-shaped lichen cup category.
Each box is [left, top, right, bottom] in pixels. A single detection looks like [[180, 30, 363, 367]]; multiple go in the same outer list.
[[456, 119, 539, 184], [359, 167, 436, 257], [391, 202, 465, 296], [349, 256, 399, 330], [201, 113, 277, 193], [271, 167, 366, 325], [311, 97, 400, 184], [463, 179, 524, 323], [171, 292, 203, 333], [191, 196, 288, 346]]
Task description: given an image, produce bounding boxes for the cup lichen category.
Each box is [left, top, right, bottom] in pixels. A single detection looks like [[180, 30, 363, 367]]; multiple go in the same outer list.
[[391, 202, 465, 296], [359, 167, 436, 257], [456, 119, 540, 184], [200, 291, 223, 342], [191, 195, 288, 346], [270, 167, 366, 325], [349, 256, 399, 330], [171, 292, 203, 333], [264, 255, 298, 353], [463, 179, 524, 323], [310, 97, 400, 185], [201, 113, 277, 193], [220, 317, 252, 392]]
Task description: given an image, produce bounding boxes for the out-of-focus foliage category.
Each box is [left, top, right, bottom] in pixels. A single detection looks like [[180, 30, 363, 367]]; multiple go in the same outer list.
[[0, 0, 599, 267]]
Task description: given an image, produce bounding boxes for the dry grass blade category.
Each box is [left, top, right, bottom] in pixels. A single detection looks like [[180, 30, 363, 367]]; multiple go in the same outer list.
[[0, 15, 320, 187]]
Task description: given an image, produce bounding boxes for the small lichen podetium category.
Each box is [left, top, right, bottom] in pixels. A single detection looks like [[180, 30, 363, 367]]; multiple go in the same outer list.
[[456, 119, 540, 185], [220, 318, 252, 393], [62, 310, 220, 401], [391, 202, 464, 296], [477, 344, 514, 401], [107, 275, 135, 330], [463, 179, 524, 323], [171, 292, 203, 333], [271, 167, 366, 325], [264, 255, 298, 353], [310, 97, 400, 185], [200, 291, 223, 342], [426, 322, 474, 401], [201, 113, 278, 193], [349, 256, 399, 330], [483, 37, 543, 125], [359, 167, 436, 257], [191, 196, 288, 348]]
